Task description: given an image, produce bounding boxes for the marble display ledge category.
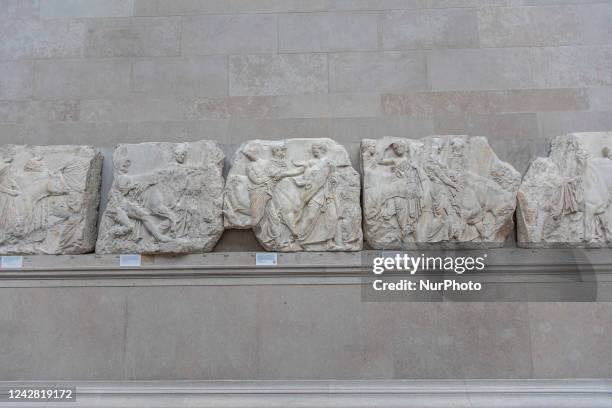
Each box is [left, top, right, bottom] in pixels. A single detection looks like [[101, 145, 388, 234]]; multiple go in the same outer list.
[[0, 379, 609, 408], [0, 248, 609, 280]]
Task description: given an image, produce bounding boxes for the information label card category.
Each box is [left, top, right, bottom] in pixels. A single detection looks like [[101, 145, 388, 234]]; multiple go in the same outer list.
[[119, 254, 141, 267], [256, 253, 277, 266], [1, 256, 23, 269]]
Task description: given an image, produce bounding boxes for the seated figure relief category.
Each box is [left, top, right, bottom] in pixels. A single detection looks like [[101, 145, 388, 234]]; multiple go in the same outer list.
[[518, 132, 612, 247], [96, 141, 224, 254], [0, 145, 102, 254], [361, 136, 521, 249], [224, 138, 363, 252]]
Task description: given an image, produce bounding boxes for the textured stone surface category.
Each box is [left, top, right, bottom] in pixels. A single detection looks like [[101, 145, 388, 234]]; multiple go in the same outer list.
[[229, 54, 328, 96], [96, 141, 224, 254], [518, 132, 612, 247], [362, 136, 521, 249], [182, 15, 277, 55], [224, 138, 362, 251], [0, 145, 102, 254]]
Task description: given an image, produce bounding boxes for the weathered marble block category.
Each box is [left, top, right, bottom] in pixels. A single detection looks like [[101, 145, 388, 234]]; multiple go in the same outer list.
[[361, 136, 521, 249], [518, 132, 612, 248], [0, 145, 103, 254], [96, 141, 224, 254], [224, 138, 362, 252]]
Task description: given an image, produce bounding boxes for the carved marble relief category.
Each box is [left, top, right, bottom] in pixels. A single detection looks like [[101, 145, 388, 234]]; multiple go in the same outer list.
[[0, 145, 102, 254], [224, 138, 362, 251], [361, 136, 521, 249], [96, 141, 224, 254], [518, 132, 612, 248]]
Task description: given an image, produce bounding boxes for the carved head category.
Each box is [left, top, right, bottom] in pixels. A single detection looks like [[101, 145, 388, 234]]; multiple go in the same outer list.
[[311, 143, 327, 158], [173, 143, 188, 164], [118, 158, 131, 174], [450, 138, 465, 155], [242, 145, 260, 161], [390, 142, 407, 156], [271, 145, 287, 160]]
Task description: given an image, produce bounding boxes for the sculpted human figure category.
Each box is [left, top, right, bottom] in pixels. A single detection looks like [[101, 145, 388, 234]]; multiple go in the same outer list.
[[224, 138, 362, 251], [108, 156, 173, 243], [362, 136, 520, 249], [244, 144, 304, 250], [290, 142, 344, 250], [377, 141, 425, 241]]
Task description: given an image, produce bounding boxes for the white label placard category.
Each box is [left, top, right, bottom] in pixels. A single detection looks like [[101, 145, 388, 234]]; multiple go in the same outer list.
[[1, 256, 23, 268], [119, 254, 141, 267], [256, 252, 277, 266]]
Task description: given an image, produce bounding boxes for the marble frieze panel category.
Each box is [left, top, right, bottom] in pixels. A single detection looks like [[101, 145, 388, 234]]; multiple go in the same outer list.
[[361, 136, 521, 249], [96, 141, 224, 254], [0, 145, 103, 254], [518, 132, 612, 248], [224, 138, 362, 252]]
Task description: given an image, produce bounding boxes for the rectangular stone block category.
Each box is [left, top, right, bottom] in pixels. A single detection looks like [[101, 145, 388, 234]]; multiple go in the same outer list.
[[279, 12, 378, 52], [382, 89, 590, 117], [182, 14, 277, 55], [0, 62, 33, 100], [133, 0, 156, 15], [0, 145, 102, 255], [0, 19, 85, 60], [329, 51, 428, 92], [0, 287, 127, 380], [589, 87, 612, 111], [429, 48, 534, 90], [327, 0, 426, 9], [20, 122, 128, 146], [0, 0, 40, 19], [34, 59, 131, 99], [133, 56, 227, 97], [0, 100, 79, 124], [84, 17, 180, 57], [529, 304, 612, 377], [277, 93, 381, 119], [126, 120, 228, 144], [226, 118, 329, 144], [382, 8, 478, 50], [123, 286, 259, 380], [538, 111, 612, 138], [80, 98, 183, 122], [532, 46, 612, 88], [155, 0, 326, 15], [329, 117, 434, 143], [230, 54, 327, 96], [479, 5, 612, 47], [181, 96, 278, 120], [40, 0, 134, 18]]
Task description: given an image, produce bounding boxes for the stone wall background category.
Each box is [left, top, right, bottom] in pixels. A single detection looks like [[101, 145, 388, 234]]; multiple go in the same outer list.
[[1, 0, 612, 249]]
